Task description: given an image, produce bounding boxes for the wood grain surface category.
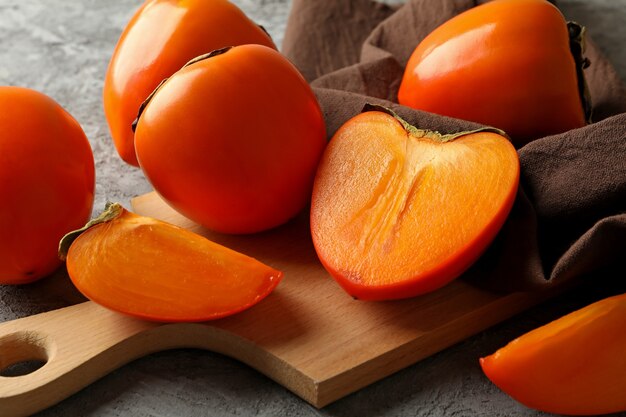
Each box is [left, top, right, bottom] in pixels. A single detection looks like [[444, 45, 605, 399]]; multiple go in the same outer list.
[[0, 192, 556, 416]]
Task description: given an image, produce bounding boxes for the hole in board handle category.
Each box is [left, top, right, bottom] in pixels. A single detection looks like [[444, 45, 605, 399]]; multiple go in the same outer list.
[[0, 331, 52, 377]]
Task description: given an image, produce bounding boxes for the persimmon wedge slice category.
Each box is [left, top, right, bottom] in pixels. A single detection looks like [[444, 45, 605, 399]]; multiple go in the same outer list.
[[59, 203, 282, 322], [480, 293, 626, 415], [310, 107, 519, 300]]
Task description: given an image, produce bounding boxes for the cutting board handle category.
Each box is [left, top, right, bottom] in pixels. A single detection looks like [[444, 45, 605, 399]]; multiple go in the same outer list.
[[0, 302, 269, 417], [0, 303, 158, 416]]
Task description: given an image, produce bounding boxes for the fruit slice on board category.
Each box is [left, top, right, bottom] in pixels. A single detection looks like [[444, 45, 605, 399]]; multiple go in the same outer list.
[[310, 106, 519, 301], [481, 293, 626, 416], [59, 203, 282, 322]]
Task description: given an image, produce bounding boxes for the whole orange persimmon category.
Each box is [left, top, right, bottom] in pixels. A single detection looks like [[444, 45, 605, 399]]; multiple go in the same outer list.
[[0, 87, 95, 284], [103, 0, 276, 166], [398, 0, 589, 146], [134, 45, 327, 234]]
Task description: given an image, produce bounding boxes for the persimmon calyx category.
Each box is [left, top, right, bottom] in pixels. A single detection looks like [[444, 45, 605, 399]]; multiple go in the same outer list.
[[362, 103, 510, 143], [568, 21, 593, 123], [257, 24, 272, 40], [131, 47, 235, 133], [184, 46, 233, 67], [58, 202, 124, 261]]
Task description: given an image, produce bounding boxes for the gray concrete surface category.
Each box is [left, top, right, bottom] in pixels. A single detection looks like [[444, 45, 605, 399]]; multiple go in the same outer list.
[[0, 0, 625, 416]]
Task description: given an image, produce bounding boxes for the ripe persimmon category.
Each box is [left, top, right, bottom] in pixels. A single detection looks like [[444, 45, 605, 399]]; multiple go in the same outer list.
[[310, 106, 519, 301], [481, 293, 626, 415], [0, 87, 95, 284], [134, 45, 326, 234], [398, 0, 589, 145], [103, 0, 276, 166], [59, 204, 282, 322]]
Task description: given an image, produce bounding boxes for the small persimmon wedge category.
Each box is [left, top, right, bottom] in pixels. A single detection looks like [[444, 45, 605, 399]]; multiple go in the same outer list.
[[310, 106, 519, 300], [480, 293, 626, 415], [59, 203, 282, 322]]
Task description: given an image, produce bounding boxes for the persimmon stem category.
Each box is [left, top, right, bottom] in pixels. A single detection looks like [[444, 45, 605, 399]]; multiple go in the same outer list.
[[361, 103, 510, 143], [131, 47, 234, 133], [58, 203, 124, 261], [183, 46, 233, 68]]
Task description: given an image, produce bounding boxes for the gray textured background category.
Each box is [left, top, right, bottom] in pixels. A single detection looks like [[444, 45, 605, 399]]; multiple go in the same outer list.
[[1, 0, 626, 416]]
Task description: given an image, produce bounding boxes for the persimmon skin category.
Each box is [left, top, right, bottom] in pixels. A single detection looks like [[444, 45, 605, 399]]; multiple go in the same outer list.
[[310, 110, 519, 301], [134, 44, 327, 235], [398, 0, 586, 145], [481, 293, 626, 415], [0, 87, 95, 284], [64, 205, 282, 322], [103, 0, 276, 166]]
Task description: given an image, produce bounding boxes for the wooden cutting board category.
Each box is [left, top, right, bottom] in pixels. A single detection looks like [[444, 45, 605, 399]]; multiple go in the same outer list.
[[0, 192, 554, 416]]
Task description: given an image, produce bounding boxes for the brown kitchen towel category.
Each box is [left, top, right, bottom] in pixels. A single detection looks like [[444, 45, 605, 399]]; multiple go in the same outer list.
[[283, 0, 626, 292]]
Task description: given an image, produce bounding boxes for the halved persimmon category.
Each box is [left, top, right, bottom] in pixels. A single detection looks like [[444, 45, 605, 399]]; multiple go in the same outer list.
[[59, 204, 282, 322], [481, 293, 626, 415], [310, 107, 519, 300]]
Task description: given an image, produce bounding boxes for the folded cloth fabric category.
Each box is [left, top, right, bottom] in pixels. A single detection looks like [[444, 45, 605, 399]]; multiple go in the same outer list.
[[283, 0, 626, 292]]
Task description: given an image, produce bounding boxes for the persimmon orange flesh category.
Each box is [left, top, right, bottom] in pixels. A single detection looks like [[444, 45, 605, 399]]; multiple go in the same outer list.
[[481, 293, 626, 415], [310, 109, 519, 300], [60, 204, 282, 322]]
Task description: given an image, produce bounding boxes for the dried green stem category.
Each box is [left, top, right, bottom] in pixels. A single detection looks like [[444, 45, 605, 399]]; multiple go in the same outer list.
[[58, 202, 124, 261], [361, 103, 510, 142]]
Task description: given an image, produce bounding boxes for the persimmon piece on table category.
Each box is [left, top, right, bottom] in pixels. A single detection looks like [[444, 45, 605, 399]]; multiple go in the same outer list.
[[310, 108, 519, 301], [59, 204, 282, 322], [481, 293, 626, 415]]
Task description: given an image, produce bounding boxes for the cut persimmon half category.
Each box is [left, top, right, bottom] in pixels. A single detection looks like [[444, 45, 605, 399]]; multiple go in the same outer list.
[[310, 106, 519, 300], [59, 203, 282, 322]]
